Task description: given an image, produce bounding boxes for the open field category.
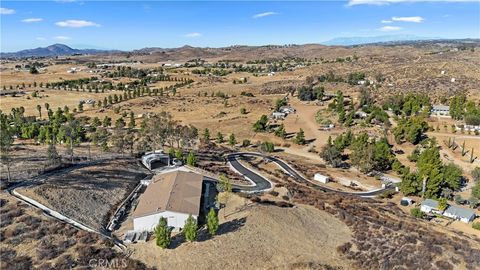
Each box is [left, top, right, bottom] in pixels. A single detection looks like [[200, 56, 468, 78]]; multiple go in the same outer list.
[[16, 158, 150, 230]]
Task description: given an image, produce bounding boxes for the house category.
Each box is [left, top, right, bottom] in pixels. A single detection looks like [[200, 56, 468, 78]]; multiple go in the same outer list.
[[443, 205, 476, 223], [272, 112, 286, 119], [132, 171, 203, 232], [420, 199, 441, 214], [431, 105, 450, 116], [141, 150, 171, 170], [314, 173, 330, 184], [279, 106, 296, 114]]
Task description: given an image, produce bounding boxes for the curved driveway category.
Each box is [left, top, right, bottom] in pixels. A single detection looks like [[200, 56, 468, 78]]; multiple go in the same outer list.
[[226, 152, 393, 197]]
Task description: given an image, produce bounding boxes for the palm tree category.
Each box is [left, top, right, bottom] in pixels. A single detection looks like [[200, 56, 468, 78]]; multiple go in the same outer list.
[[36, 104, 42, 119]]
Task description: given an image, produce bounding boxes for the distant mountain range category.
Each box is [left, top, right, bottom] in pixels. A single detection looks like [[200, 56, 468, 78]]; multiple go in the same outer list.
[[322, 35, 443, 46], [0, 44, 118, 58]]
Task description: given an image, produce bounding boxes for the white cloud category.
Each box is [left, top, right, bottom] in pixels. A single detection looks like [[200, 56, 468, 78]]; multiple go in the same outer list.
[[253, 11, 278, 19], [22, 18, 44, 23], [348, 0, 478, 5], [392, 16, 424, 23], [0, 8, 15, 15], [54, 36, 71, 40], [184, 32, 202, 38], [381, 20, 393, 23], [378, 26, 403, 31], [55, 20, 99, 28], [36, 37, 47, 41]]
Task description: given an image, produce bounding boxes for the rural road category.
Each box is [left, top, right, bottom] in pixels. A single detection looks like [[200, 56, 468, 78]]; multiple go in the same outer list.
[[226, 152, 393, 197]]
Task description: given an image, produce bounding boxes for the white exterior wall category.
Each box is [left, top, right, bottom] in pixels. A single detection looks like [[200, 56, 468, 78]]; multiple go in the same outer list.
[[133, 211, 197, 232], [442, 212, 474, 223], [420, 205, 434, 213], [314, 174, 329, 184]]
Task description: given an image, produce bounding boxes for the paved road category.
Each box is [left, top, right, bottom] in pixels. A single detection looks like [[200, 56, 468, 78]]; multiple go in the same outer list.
[[226, 152, 393, 197]]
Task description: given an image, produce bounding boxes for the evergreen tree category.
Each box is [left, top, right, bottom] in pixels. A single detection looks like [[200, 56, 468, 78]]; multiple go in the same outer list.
[[183, 215, 198, 242], [203, 128, 210, 141], [294, 128, 306, 145], [274, 124, 287, 139], [154, 217, 171, 248], [206, 208, 219, 236], [216, 132, 224, 143], [228, 133, 236, 146], [186, 151, 197, 166]]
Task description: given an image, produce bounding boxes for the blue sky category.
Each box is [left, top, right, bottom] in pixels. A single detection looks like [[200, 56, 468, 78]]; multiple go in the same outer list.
[[1, 1, 479, 51]]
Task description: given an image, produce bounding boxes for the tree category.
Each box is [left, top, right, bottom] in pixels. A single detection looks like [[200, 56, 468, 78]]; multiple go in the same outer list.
[[294, 128, 305, 145], [0, 114, 14, 183], [216, 132, 224, 144], [47, 139, 61, 166], [183, 215, 198, 242], [206, 208, 219, 236], [203, 128, 210, 141], [60, 120, 83, 163], [274, 124, 287, 139], [260, 141, 275, 153], [36, 104, 42, 119], [186, 151, 197, 166], [217, 174, 232, 218], [228, 133, 236, 146], [29, 66, 39, 74], [240, 107, 247, 114], [320, 143, 342, 168], [438, 197, 448, 211], [154, 217, 171, 248], [400, 172, 421, 195], [275, 98, 287, 111], [128, 112, 135, 129], [253, 115, 268, 132]]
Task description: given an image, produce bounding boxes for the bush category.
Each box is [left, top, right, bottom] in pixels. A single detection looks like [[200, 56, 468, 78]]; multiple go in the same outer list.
[[473, 222, 480, 230], [410, 207, 424, 218]]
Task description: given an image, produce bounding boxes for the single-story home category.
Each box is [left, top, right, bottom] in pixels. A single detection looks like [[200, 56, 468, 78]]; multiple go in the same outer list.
[[431, 105, 450, 116], [420, 199, 441, 214], [443, 205, 476, 223], [132, 170, 203, 232]]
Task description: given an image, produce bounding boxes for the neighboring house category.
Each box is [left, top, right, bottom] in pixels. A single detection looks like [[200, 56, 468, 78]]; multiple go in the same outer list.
[[431, 105, 450, 116], [272, 112, 286, 120], [132, 170, 203, 232], [420, 199, 441, 214], [313, 173, 330, 184], [141, 150, 171, 170], [443, 205, 476, 223], [279, 106, 296, 114]]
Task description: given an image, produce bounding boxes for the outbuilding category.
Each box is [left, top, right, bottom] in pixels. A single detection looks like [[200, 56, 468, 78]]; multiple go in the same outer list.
[[132, 170, 203, 232], [141, 150, 171, 170], [443, 205, 476, 223], [314, 173, 330, 184]]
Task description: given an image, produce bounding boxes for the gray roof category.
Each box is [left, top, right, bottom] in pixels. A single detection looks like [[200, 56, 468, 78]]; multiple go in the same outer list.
[[421, 199, 439, 209], [431, 105, 450, 111], [444, 205, 476, 219]]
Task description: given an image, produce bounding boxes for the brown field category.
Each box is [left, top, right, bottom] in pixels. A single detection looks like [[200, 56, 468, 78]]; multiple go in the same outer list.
[[16, 158, 150, 230]]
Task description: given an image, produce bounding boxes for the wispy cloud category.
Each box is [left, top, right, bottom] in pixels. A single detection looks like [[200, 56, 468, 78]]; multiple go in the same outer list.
[[348, 0, 478, 5], [56, 20, 99, 28], [378, 26, 403, 31], [184, 32, 202, 38], [54, 36, 71, 40], [22, 18, 44, 23], [381, 20, 392, 23], [0, 8, 15, 15], [392, 16, 424, 23], [253, 11, 278, 19]]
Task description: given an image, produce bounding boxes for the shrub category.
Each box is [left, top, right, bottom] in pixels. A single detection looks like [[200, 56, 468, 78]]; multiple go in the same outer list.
[[410, 207, 424, 218], [473, 222, 480, 230]]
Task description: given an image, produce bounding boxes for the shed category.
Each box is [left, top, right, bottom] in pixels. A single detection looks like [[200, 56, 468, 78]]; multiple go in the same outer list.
[[443, 205, 476, 223], [314, 173, 330, 184]]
